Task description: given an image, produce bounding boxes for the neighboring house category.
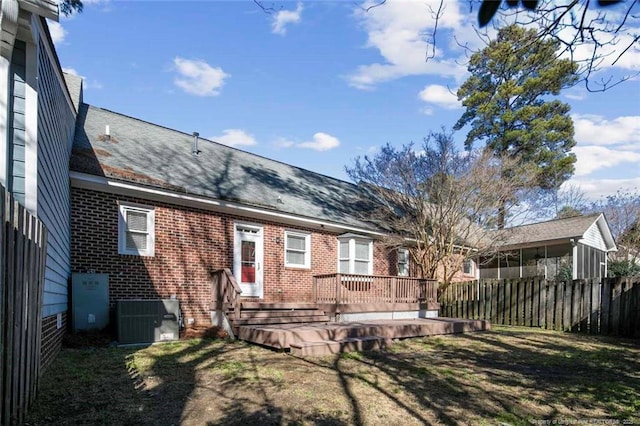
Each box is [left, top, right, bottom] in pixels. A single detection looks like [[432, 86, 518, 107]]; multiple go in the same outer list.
[[0, 1, 77, 368], [69, 99, 425, 326], [479, 213, 617, 281]]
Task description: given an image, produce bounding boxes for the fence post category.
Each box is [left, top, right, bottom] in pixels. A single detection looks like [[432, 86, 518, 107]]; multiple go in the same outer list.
[[601, 278, 611, 334], [632, 282, 640, 339], [589, 278, 601, 334], [539, 278, 547, 328]]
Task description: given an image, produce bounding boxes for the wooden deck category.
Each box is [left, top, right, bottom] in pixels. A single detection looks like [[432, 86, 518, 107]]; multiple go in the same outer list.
[[237, 317, 490, 356]]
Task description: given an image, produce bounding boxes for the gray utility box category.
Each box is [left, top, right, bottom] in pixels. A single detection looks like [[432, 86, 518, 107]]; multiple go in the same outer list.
[[117, 299, 180, 345], [72, 273, 109, 332]]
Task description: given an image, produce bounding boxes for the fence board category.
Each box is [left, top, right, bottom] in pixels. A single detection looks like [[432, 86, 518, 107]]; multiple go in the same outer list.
[[620, 279, 631, 337], [570, 281, 579, 332], [515, 279, 523, 326], [0, 185, 48, 424], [439, 277, 640, 339], [589, 279, 600, 334], [539, 279, 546, 328], [632, 284, 640, 339], [610, 279, 622, 336]]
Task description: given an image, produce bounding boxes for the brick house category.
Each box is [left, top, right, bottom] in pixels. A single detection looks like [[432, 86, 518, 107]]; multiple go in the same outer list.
[[70, 99, 443, 328]]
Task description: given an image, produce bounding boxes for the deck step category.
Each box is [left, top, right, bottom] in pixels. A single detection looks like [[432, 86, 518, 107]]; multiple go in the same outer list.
[[241, 302, 318, 310], [241, 309, 324, 319], [233, 315, 330, 326], [290, 336, 391, 356]]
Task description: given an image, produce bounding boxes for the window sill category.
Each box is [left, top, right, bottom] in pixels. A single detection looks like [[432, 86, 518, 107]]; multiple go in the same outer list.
[[284, 265, 311, 271]]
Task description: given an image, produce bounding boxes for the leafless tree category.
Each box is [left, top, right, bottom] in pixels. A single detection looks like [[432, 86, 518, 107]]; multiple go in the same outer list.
[[347, 130, 538, 287]]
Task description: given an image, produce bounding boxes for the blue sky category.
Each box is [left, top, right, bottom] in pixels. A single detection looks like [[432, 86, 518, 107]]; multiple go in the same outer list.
[[50, 0, 640, 200]]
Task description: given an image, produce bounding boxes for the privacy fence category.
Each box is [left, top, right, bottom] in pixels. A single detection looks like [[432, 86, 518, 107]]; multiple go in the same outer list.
[[1, 184, 48, 425], [439, 277, 640, 338]]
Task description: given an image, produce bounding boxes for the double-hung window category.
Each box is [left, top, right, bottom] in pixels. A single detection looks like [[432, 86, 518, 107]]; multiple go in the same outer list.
[[462, 259, 474, 276], [285, 231, 311, 268], [397, 248, 410, 276], [118, 203, 155, 256], [338, 234, 373, 275]]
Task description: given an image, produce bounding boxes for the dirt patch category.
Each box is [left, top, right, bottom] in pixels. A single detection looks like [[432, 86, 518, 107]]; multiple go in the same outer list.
[[181, 326, 229, 339], [26, 327, 640, 425], [62, 329, 113, 348]]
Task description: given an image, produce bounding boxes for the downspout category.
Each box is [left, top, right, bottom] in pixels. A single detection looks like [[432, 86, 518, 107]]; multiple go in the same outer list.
[[570, 238, 578, 280]]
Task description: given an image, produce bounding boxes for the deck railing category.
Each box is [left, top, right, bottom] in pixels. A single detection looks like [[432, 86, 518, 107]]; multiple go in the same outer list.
[[313, 273, 437, 305], [211, 268, 242, 319]]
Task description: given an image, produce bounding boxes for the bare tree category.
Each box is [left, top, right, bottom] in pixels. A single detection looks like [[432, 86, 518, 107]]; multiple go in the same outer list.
[[588, 189, 640, 261], [346, 130, 537, 287]]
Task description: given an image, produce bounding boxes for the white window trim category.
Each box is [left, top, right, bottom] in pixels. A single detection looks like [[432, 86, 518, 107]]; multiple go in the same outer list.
[[284, 230, 311, 269], [337, 234, 373, 275], [397, 248, 410, 277], [118, 202, 155, 256]]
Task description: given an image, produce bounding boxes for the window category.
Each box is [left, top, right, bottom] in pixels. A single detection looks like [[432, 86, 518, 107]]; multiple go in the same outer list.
[[285, 231, 310, 268], [337, 235, 373, 275], [397, 248, 410, 276], [462, 259, 474, 276], [118, 203, 155, 256]]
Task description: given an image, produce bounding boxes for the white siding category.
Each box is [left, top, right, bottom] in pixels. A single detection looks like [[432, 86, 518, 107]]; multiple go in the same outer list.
[[579, 221, 607, 251], [36, 24, 76, 318]]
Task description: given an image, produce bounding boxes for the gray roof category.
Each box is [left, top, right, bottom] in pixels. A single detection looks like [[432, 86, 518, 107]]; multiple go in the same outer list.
[[497, 213, 609, 247], [63, 73, 83, 113], [71, 103, 376, 230]]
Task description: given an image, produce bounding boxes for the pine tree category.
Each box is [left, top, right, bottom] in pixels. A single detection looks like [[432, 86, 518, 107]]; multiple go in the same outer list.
[[454, 24, 578, 228]]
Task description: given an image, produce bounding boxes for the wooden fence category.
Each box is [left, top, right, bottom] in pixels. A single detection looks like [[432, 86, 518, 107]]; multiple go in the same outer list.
[[439, 277, 640, 338], [1, 184, 48, 425]]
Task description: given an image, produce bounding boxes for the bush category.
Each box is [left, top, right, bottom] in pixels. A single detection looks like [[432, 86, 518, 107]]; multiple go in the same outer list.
[[608, 259, 640, 277]]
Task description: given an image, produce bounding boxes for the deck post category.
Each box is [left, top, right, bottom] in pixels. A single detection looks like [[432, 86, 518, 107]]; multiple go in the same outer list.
[[312, 276, 318, 303], [335, 273, 342, 309], [390, 277, 396, 305]]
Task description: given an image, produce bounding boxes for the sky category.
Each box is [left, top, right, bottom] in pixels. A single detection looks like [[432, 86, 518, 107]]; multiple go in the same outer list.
[[50, 0, 640, 201]]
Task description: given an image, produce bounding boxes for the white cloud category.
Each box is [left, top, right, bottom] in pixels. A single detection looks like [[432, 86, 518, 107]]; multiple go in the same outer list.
[[211, 129, 257, 147], [280, 132, 341, 151], [348, 0, 469, 89], [274, 138, 294, 148], [573, 145, 640, 176], [573, 114, 640, 146], [566, 177, 640, 201], [272, 2, 303, 35], [298, 132, 341, 151], [418, 84, 460, 111], [173, 57, 229, 97], [48, 20, 66, 44]]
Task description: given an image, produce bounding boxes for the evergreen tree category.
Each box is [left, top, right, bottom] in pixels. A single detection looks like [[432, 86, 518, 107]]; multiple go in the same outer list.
[[454, 24, 578, 228]]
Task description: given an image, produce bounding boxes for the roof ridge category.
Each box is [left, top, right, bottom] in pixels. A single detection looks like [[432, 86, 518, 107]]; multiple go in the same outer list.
[[504, 211, 601, 231], [83, 103, 359, 190]]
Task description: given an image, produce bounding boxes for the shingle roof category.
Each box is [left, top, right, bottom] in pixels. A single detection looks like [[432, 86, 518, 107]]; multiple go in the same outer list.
[[498, 213, 604, 247], [71, 103, 376, 230], [63, 73, 83, 112]]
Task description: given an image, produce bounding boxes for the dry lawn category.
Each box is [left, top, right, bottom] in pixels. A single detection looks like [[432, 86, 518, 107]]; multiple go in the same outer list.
[[25, 326, 640, 425]]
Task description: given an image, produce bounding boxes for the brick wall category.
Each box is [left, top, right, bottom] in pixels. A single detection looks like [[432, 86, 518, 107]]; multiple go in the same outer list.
[[41, 312, 66, 372], [71, 187, 399, 326]]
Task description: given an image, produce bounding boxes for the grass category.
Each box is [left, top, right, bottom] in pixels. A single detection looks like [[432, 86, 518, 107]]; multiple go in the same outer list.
[[25, 327, 640, 425]]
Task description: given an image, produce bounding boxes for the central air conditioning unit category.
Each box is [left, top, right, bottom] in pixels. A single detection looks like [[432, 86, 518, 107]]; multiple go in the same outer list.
[[116, 299, 180, 345]]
